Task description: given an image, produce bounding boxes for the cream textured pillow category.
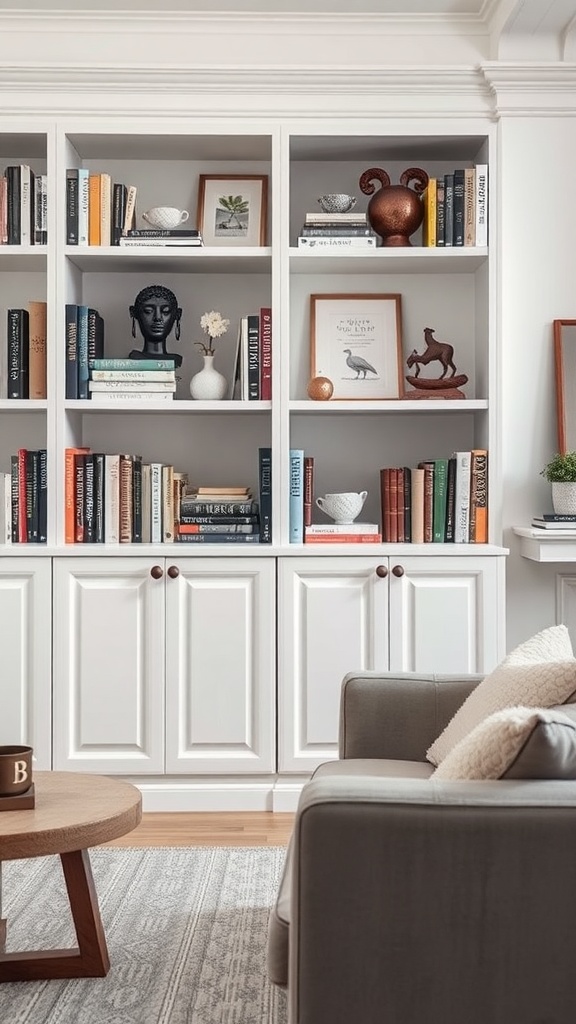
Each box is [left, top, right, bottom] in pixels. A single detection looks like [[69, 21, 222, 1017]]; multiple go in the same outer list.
[[427, 624, 576, 766], [431, 706, 576, 780]]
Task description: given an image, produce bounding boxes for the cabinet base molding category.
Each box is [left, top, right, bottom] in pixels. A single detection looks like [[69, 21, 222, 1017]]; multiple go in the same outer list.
[[123, 777, 310, 812]]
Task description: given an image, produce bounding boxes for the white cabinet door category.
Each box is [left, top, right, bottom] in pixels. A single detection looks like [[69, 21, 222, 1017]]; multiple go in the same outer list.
[[0, 558, 52, 769], [165, 557, 276, 774], [388, 555, 506, 674], [278, 557, 388, 772], [53, 558, 165, 773]]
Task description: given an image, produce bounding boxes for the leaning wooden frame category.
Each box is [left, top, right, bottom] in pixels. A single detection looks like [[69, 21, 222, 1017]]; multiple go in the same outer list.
[[197, 174, 268, 247], [554, 318, 576, 454], [310, 293, 404, 400]]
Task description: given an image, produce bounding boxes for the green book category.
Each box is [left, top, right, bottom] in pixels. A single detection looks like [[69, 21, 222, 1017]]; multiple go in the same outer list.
[[433, 459, 449, 542], [89, 358, 175, 370]]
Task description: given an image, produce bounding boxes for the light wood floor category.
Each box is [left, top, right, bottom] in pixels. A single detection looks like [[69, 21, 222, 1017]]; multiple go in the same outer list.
[[103, 812, 295, 848]]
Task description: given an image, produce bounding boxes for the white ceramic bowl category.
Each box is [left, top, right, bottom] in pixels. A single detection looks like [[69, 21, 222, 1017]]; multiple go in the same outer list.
[[316, 490, 367, 525], [317, 194, 357, 214], [142, 207, 190, 229]]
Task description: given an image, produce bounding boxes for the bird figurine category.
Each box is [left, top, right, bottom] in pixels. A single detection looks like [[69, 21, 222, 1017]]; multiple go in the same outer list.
[[343, 348, 377, 379]]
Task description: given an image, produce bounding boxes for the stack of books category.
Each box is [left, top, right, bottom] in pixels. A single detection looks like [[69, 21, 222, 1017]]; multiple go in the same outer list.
[[87, 358, 176, 403], [304, 523, 381, 543], [118, 228, 203, 248], [531, 514, 576, 531], [297, 211, 377, 250], [178, 487, 260, 544]]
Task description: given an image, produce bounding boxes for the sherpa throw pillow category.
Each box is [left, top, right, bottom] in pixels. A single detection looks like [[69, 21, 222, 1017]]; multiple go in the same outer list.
[[426, 624, 576, 767], [431, 706, 576, 781]]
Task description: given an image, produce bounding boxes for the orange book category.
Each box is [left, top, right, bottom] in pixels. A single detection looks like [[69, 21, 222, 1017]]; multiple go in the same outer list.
[[28, 300, 47, 399], [88, 174, 101, 245], [64, 447, 89, 544], [304, 533, 382, 543], [470, 449, 488, 543]]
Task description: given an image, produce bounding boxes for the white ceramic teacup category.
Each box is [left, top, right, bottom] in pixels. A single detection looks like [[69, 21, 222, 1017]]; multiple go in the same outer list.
[[316, 490, 367, 525], [142, 207, 190, 229]]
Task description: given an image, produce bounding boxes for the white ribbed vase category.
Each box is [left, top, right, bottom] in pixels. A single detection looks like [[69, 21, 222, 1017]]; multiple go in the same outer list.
[[551, 482, 576, 514], [189, 354, 227, 400]]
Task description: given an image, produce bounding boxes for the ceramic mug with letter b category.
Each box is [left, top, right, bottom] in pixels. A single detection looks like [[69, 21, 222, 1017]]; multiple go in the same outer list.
[[0, 745, 33, 796], [316, 490, 367, 525]]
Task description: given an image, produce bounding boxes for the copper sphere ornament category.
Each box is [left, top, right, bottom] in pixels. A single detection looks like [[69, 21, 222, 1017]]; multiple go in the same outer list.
[[359, 166, 429, 247], [307, 376, 334, 401]]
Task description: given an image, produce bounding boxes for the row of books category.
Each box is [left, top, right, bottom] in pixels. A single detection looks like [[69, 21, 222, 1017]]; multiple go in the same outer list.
[[380, 451, 488, 544], [1, 449, 47, 543], [3, 304, 47, 400], [1, 165, 48, 245], [297, 210, 377, 250], [66, 171, 137, 246], [88, 358, 176, 403], [230, 309, 272, 401], [65, 304, 105, 399], [422, 165, 488, 248]]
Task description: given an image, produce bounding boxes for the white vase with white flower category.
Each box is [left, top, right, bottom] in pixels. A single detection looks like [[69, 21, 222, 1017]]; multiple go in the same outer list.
[[189, 311, 230, 400]]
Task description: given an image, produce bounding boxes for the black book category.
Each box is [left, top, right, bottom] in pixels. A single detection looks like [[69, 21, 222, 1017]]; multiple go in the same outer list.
[[180, 500, 258, 516], [112, 182, 127, 245], [452, 168, 465, 246], [66, 168, 79, 245], [5, 165, 21, 244], [445, 455, 457, 541], [258, 446, 272, 543], [65, 304, 79, 399], [247, 314, 260, 400], [37, 448, 47, 543], [74, 452, 86, 542], [132, 455, 142, 542], [25, 449, 39, 542], [126, 228, 202, 238], [179, 514, 259, 526], [7, 308, 29, 399], [93, 452, 105, 543], [83, 453, 95, 542], [87, 308, 105, 363], [444, 173, 454, 247]]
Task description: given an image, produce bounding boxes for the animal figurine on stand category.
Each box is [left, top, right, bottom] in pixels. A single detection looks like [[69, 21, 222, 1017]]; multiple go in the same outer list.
[[405, 327, 468, 399]]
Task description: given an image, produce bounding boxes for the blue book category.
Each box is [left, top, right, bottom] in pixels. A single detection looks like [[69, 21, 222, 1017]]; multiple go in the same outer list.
[[289, 449, 304, 544], [77, 304, 89, 399], [89, 358, 176, 370], [65, 303, 78, 399], [259, 446, 272, 543]]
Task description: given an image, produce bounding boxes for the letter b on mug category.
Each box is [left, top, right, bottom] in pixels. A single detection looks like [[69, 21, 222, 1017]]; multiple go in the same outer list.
[[0, 745, 33, 796]]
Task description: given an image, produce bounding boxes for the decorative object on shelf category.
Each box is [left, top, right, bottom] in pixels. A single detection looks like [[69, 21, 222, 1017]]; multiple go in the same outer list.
[[141, 207, 189, 230], [310, 293, 404, 400], [189, 310, 230, 400], [316, 490, 368, 525], [541, 451, 576, 514], [197, 174, 268, 247], [317, 193, 356, 214], [359, 166, 429, 246], [307, 375, 334, 401], [0, 744, 33, 801], [404, 327, 469, 399], [129, 284, 183, 368], [553, 319, 576, 454]]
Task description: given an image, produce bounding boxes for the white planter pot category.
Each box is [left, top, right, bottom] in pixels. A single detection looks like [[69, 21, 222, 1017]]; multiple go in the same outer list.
[[189, 354, 227, 400], [552, 482, 576, 514]]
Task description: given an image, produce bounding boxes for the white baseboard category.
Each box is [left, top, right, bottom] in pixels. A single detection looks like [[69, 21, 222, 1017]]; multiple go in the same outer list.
[[124, 776, 309, 812]]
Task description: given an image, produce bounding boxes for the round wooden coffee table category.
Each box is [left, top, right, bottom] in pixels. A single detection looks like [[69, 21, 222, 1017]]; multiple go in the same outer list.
[[0, 771, 141, 982]]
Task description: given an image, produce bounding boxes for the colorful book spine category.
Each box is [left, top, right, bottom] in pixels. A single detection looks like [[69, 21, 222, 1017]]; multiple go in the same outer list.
[[443, 173, 454, 247], [454, 451, 472, 543], [469, 449, 488, 543], [432, 459, 449, 542], [88, 174, 101, 246], [258, 446, 272, 543], [452, 169, 465, 246], [464, 167, 475, 246], [422, 178, 437, 247], [78, 168, 90, 245], [89, 358, 175, 370], [175, 533, 260, 543], [303, 455, 314, 529], [65, 304, 79, 400], [104, 453, 120, 543], [259, 307, 272, 401], [289, 449, 304, 544]]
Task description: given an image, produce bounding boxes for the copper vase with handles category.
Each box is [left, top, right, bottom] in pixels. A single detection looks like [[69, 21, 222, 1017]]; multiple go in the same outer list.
[[359, 166, 429, 247]]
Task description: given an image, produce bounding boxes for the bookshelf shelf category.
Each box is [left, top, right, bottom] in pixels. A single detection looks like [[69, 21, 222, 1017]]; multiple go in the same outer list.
[[288, 247, 488, 274], [64, 246, 273, 274], [67, 399, 272, 413], [0, 248, 47, 272], [289, 399, 488, 413], [0, 400, 48, 411]]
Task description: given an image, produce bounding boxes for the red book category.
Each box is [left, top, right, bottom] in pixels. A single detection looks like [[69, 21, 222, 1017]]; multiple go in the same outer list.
[[260, 306, 272, 400], [17, 447, 27, 543], [389, 468, 398, 543]]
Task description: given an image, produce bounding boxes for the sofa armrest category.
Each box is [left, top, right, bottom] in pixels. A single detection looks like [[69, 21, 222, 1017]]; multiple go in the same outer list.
[[338, 671, 483, 761], [289, 774, 576, 1024]]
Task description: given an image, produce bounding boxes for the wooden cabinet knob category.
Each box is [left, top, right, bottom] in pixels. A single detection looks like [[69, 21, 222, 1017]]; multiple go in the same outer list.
[[150, 565, 163, 579], [392, 564, 405, 577], [167, 565, 180, 579], [375, 564, 388, 578]]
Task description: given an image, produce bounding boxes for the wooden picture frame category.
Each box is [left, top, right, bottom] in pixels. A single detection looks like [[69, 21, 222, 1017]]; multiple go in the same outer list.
[[197, 174, 268, 247], [554, 318, 576, 453], [310, 293, 404, 400]]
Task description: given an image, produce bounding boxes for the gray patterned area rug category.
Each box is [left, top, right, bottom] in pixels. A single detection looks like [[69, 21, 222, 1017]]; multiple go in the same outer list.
[[0, 846, 288, 1024]]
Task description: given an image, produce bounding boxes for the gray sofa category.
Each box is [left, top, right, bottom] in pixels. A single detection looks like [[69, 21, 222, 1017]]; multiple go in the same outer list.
[[268, 671, 576, 1024]]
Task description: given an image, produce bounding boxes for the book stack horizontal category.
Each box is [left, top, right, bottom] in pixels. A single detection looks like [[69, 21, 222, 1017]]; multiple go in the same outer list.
[[5, 302, 47, 399], [304, 523, 382, 543], [297, 211, 377, 249], [118, 229, 203, 247], [531, 514, 576, 531], [2, 448, 47, 544], [178, 487, 260, 543], [87, 358, 176, 403], [1, 164, 47, 245]]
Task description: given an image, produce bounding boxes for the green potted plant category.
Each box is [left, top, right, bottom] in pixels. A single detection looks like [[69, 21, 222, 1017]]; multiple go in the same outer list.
[[541, 451, 576, 513]]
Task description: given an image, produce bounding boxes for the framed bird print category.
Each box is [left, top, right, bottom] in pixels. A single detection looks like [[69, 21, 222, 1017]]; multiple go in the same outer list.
[[310, 293, 404, 400]]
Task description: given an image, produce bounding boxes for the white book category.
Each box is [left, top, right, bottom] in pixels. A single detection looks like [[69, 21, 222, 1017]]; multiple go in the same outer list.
[[150, 463, 163, 543], [162, 465, 175, 542], [20, 164, 31, 244], [122, 184, 137, 235], [141, 463, 152, 544], [2, 472, 12, 544], [475, 163, 488, 247], [89, 391, 175, 403], [297, 235, 376, 249], [88, 380, 176, 392], [305, 522, 380, 534], [240, 316, 249, 401], [90, 369, 175, 382], [305, 212, 367, 224], [118, 237, 203, 247], [78, 168, 89, 245], [454, 451, 472, 543], [104, 453, 120, 544]]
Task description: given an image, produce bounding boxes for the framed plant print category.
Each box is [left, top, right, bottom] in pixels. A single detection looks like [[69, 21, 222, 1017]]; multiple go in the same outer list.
[[197, 174, 268, 247], [310, 293, 404, 400]]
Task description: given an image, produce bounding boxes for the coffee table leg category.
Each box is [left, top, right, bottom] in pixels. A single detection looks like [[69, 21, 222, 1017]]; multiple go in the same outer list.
[[0, 849, 110, 982], [0, 863, 6, 953]]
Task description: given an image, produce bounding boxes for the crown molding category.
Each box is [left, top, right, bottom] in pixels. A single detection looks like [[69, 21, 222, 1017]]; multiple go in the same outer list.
[[481, 61, 576, 113]]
